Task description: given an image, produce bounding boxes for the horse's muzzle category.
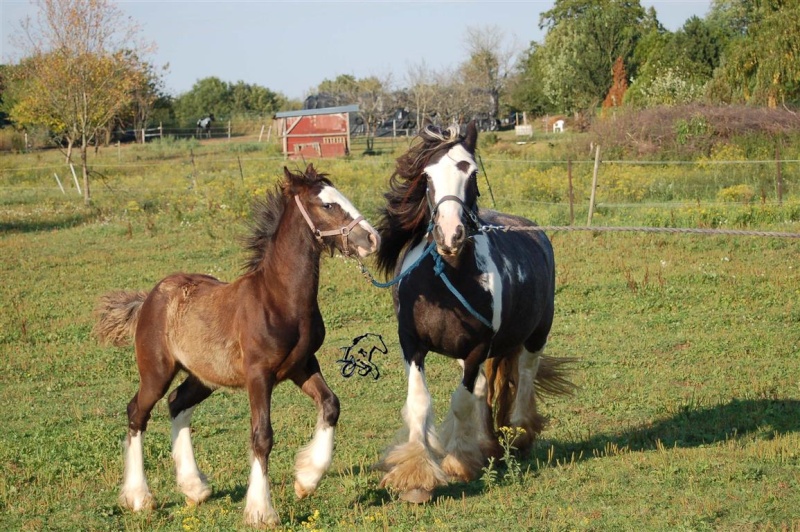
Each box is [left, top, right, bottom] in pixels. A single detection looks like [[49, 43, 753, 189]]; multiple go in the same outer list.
[[433, 223, 466, 257]]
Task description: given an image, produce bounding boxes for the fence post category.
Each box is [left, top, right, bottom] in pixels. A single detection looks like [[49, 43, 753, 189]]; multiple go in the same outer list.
[[53, 173, 65, 194], [227, 121, 231, 140], [189, 149, 198, 191], [568, 158, 574, 225], [159, 122, 163, 140], [776, 141, 783, 206], [69, 163, 82, 195], [587, 145, 600, 226], [258, 124, 265, 142]]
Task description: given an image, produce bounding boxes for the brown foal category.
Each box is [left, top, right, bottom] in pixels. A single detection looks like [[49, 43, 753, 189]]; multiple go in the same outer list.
[[94, 165, 379, 527]]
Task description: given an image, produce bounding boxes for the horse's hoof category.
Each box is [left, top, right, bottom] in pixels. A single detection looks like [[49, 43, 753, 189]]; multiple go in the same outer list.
[[400, 488, 433, 504]]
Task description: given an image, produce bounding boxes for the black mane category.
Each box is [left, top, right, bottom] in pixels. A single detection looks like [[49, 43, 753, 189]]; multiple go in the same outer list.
[[243, 166, 332, 273], [375, 125, 465, 276]]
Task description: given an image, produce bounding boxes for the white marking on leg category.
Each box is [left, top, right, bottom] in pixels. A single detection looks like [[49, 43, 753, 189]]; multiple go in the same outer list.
[[120, 431, 154, 511], [404, 361, 434, 443], [473, 235, 503, 330], [511, 348, 541, 426], [294, 423, 334, 498], [171, 407, 211, 504], [244, 456, 279, 527]]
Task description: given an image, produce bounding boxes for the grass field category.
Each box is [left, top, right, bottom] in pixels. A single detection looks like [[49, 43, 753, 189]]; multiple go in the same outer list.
[[1, 135, 799, 531]]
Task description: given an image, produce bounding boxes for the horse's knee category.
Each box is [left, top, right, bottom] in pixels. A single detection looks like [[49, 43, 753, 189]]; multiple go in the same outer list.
[[251, 423, 274, 459], [322, 393, 340, 427], [127, 394, 151, 433]]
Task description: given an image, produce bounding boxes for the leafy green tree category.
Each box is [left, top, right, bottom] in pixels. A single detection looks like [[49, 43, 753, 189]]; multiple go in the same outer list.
[[173, 77, 287, 127], [627, 16, 721, 107], [537, 0, 654, 113], [507, 43, 554, 117], [707, 0, 800, 106]]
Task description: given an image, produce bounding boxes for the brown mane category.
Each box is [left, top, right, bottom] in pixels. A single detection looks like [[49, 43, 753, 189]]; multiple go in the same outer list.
[[243, 166, 332, 273]]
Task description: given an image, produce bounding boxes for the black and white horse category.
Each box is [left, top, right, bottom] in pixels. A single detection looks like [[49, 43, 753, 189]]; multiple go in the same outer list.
[[196, 114, 215, 139], [374, 121, 574, 502]]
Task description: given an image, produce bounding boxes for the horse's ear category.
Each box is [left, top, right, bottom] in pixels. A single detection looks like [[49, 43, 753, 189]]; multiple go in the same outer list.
[[464, 120, 478, 153], [305, 163, 316, 177]]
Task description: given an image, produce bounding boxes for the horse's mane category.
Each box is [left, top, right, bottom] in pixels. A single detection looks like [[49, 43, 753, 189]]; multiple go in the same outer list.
[[243, 166, 332, 273], [375, 125, 463, 276]]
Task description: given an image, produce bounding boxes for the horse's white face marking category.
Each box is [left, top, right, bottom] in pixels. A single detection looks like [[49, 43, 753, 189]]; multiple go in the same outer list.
[[473, 235, 502, 331], [318, 185, 380, 256], [425, 144, 477, 248]]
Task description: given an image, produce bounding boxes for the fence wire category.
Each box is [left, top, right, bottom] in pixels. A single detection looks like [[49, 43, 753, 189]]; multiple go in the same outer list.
[[480, 224, 800, 239]]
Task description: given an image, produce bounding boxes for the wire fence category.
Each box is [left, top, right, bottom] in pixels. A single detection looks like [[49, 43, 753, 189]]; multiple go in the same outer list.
[[2, 145, 799, 239]]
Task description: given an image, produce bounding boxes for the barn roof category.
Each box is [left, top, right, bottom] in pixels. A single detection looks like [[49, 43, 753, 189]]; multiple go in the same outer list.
[[274, 104, 359, 119]]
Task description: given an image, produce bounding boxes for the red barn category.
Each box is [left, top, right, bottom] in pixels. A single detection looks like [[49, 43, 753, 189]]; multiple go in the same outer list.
[[274, 104, 359, 158]]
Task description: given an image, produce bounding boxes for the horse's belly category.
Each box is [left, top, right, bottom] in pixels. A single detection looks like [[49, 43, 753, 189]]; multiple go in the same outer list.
[[172, 340, 245, 388]]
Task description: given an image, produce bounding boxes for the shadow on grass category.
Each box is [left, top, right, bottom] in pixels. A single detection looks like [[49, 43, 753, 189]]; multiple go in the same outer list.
[[532, 397, 800, 467], [354, 398, 800, 506], [0, 212, 94, 233]]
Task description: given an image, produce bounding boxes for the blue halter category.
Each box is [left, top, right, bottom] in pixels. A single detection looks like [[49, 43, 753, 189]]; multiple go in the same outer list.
[[369, 220, 494, 330]]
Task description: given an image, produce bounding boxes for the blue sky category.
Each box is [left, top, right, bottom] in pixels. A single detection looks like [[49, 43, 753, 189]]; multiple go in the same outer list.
[[2, 1, 712, 100]]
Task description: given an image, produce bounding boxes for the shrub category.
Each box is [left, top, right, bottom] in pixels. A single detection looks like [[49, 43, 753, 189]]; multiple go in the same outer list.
[[717, 184, 756, 203]]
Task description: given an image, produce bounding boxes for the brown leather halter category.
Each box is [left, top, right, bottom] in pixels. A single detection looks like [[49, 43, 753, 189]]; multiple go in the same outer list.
[[294, 195, 364, 256]]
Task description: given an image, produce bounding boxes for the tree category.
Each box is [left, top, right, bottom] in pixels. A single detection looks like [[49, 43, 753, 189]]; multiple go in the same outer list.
[[173, 77, 288, 127], [707, 0, 800, 107], [460, 25, 516, 128], [507, 43, 554, 118], [626, 16, 719, 108], [313, 74, 394, 149], [602, 57, 629, 109], [537, 0, 654, 113], [405, 60, 438, 131], [8, 0, 155, 205]]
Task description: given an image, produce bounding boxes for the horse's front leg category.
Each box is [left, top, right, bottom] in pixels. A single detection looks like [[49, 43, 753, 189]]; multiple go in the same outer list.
[[439, 352, 501, 482], [378, 337, 447, 503], [244, 370, 280, 528], [291, 355, 340, 499]]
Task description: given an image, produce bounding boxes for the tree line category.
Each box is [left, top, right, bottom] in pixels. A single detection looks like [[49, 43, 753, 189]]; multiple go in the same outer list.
[[1, 0, 798, 205]]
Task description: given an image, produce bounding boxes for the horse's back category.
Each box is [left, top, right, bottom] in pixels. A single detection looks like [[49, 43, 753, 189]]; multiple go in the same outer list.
[[137, 273, 246, 387], [476, 209, 555, 351], [478, 209, 554, 271]]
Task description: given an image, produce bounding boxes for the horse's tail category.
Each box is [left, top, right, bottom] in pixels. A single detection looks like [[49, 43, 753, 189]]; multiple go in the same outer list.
[[485, 353, 577, 438], [93, 290, 148, 347]]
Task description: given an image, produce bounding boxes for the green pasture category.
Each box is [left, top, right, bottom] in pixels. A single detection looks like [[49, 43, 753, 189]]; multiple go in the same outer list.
[[1, 136, 799, 531]]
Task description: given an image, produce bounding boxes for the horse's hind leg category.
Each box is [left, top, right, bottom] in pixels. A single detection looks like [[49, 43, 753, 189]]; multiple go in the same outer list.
[[168, 374, 214, 505], [291, 355, 339, 499], [440, 358, 499, 482], [120, 352, 177, 511], [507, 346, 545, 453]]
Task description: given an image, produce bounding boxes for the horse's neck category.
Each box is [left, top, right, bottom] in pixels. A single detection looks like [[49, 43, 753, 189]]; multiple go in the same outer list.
[[258, 206, 322, 300]]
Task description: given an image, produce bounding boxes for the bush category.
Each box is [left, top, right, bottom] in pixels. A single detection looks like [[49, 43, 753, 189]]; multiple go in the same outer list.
[[717, 184, 756, 203]]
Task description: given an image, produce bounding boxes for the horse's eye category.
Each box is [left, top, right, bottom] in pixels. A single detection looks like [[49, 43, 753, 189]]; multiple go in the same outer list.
[[322, 203, 333, 210]]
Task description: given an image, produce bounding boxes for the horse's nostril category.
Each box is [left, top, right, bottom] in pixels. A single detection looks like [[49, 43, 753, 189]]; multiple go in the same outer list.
[[454, 225, 465, 243], [369, 232, 380, 250]]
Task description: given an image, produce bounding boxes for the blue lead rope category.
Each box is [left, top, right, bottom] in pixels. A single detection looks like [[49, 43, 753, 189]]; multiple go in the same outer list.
[[432, 252, 494, 330], [367, 239, 495, 330], [369, 241, 436, 288]]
